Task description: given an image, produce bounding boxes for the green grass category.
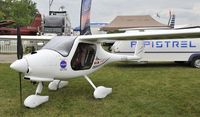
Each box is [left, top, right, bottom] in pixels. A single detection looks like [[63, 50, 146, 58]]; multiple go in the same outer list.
[[1, 62, 200, 117]]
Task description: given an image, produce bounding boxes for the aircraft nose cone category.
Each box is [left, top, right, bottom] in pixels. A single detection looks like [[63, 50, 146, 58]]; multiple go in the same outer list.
[[10, 59, 28, 73]]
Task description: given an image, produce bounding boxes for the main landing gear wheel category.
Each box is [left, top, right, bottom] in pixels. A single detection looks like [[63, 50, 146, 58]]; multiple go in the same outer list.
[[84, 75, 112, 99], [94, 86, 112, 99]]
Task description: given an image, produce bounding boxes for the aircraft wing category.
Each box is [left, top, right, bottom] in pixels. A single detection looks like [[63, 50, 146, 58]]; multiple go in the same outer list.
[[79, 28, 200, 41], [0, 35, 53, 41], [1, 28, 200, 42]]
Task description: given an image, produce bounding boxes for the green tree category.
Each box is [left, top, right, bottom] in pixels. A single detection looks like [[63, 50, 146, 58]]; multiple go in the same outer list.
[[0, 11, 5, 19], [0, 0, 37, 27]]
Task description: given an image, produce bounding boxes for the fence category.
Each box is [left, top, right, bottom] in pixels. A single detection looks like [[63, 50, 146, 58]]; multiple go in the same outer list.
[[0, 40, 43, 53]]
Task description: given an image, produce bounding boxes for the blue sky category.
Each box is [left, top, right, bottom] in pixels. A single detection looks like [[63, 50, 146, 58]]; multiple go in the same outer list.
[[32, 0, 200, 27]]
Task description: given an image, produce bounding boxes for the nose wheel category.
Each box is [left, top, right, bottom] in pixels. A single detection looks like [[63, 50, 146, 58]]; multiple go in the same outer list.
[[24, 82, 49, 108]]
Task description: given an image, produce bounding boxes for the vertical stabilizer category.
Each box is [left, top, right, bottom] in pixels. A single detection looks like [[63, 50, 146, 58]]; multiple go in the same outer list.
[[169, 14, 175, 28], [168, 11, 175, 28], [80, 0, 92, 35]]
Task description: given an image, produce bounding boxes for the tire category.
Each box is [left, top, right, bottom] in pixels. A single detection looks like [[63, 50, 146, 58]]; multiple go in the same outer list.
[[190, 56, 200, 68]]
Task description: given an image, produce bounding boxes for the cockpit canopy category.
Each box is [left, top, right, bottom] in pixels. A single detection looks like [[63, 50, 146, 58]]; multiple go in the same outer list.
[[42, 36, 77, 56]]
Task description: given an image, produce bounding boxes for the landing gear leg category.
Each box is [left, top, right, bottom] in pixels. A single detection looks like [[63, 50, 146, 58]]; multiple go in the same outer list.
[[24, 82, 49, 108], [84, 75, 112, 99]]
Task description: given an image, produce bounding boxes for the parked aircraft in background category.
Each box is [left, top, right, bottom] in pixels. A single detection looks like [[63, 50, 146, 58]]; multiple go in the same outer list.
[[0, 13, 42, 35]]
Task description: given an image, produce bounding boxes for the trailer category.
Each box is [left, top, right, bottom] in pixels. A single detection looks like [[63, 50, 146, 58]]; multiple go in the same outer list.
[[111, 39, 200, 68], [42, 11, 72, 36]]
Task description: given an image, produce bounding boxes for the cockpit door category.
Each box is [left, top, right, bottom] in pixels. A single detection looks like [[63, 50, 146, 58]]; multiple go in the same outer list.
[[71, 43, 96, 70]]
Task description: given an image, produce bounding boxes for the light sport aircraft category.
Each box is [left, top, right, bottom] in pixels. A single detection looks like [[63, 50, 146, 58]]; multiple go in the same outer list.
[[1, 0, 200, 108]]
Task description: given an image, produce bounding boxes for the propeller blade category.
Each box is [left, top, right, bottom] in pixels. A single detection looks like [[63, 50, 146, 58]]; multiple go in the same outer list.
[[17, 26, 23, 59], [19, 73, 23, 107], [17, 26, 23, 108]]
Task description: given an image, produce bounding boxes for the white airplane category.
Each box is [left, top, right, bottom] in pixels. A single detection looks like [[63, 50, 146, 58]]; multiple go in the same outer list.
[[1, 0, 200, 108]]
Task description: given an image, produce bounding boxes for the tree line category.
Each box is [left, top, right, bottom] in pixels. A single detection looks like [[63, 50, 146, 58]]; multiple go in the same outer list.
[[0, 0, 37, 27]]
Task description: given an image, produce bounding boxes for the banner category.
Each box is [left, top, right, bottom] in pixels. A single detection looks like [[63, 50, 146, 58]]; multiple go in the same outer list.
[[80, 0, 92, 35]]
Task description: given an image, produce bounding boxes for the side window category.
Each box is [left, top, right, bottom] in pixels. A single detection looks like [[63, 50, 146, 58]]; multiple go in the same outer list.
[[71, 43, 96, 70]]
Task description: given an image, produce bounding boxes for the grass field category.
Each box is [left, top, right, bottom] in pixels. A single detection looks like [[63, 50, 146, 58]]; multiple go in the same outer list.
[[0, 62, 200, 117]]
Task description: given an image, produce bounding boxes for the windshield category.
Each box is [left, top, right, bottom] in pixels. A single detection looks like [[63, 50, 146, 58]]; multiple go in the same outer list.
[[42, 36, 77, 57]]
